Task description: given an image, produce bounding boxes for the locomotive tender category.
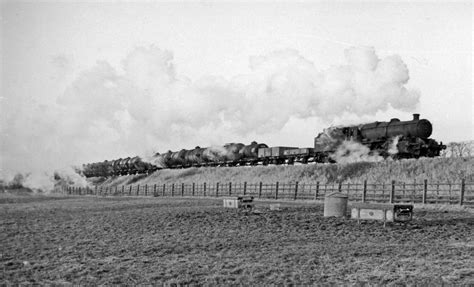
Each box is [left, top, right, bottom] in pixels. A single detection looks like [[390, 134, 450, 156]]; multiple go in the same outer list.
[[82, 114, 446, 178]]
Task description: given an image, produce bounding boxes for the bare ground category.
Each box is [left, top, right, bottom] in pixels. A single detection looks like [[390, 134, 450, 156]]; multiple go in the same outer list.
[[1, 193, 473, 285]]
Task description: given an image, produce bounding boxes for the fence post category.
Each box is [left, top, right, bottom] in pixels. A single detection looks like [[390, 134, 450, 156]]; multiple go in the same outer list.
[[390, 180, 395, 204], [172, 184, 175, 197], [94, 185, 97, 195], [229, 182, 232, 196], [122, 185, 124, 196], [460, 179, 465, 206], [275, 182, 279, 199], [338, 182, 342, 193], [315, 182, 319, 200], [182, 183, 185, 197], [423, 179, 427, 204], [145, 184, 148, 196], [294, 181, 299, 200], [129, 185, 132, 196], [216, 183, 219, 197], [163, 184, 166, 197], [243, 182, 247, 196], [137, 184, 140, 196], [192, 183, 195, 196], [259, 182, 263, 198], [204, 183, 207, 197], [153, 184, 157, 197], [362, 180, 367, 202]]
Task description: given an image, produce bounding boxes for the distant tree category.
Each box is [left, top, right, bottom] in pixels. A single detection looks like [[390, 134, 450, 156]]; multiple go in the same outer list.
[[441, 141, 474, 158], [10, 173, 26, 188]]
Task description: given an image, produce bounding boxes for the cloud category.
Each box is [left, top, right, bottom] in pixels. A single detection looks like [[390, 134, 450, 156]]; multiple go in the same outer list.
[[1, 46, 419, 189]]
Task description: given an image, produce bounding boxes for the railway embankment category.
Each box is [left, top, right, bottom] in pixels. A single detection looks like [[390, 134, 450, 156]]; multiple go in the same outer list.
[[91, 157, 473, 187]]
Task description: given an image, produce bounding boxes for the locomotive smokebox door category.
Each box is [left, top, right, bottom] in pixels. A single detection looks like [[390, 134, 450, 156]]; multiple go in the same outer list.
[[393, 204, 413, 222]]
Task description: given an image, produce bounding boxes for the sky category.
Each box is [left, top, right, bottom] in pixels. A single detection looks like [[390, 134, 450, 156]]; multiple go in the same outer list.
[[0, 1, 472, 183]]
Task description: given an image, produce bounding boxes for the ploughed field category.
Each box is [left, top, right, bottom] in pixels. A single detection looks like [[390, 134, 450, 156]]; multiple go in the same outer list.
[[1, 194, 473, 285]]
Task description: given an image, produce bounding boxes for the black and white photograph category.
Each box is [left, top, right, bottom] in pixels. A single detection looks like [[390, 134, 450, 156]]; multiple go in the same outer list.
[[1, 0, 473, 285]]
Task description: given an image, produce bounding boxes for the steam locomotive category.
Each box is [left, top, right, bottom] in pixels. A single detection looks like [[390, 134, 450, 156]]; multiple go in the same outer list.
[[82, 114, 446, 178]]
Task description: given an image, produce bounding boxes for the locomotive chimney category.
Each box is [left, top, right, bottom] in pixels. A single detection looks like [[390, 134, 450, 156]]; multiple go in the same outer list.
[[413, 113, 420, 120]]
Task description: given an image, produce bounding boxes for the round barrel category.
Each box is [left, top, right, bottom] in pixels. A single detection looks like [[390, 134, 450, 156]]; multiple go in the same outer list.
[[324, 192, 348, 217]]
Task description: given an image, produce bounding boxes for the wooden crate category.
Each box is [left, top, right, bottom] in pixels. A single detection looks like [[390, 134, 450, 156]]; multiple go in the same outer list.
[[351, 203, 413, 226], [223, 196, 254, 210]]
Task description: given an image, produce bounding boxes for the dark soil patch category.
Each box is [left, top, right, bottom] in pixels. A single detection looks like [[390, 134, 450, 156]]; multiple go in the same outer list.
[[1, 195, 473, 284]]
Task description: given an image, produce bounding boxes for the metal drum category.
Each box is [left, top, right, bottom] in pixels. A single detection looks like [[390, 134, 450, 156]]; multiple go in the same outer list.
[[324, 192, 348, 217]]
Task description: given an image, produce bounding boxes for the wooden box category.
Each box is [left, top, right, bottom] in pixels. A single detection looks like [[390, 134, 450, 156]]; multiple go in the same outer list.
[[223, 196, 254, 210], [351, 203, 413, 225]]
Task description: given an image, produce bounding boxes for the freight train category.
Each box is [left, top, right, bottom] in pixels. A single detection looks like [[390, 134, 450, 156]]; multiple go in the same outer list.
[[82, 114, 446, 177]]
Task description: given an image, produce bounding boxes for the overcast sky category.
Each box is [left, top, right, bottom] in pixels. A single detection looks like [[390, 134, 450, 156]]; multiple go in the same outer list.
[[0, 1, 472, 177]]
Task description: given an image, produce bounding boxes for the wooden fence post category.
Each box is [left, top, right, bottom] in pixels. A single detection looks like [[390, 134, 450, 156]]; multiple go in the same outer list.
[[204, 183, 207, 197], [259, 182, 262, 198], [122, 185, 124, 196], [390, 180, 395, 204], [275, 182, 279, 200], [423, 179, 428, 204], [362, 180, 367, 202], [162, 184, 166, 197], [182, 183, 185, 197], [129, 185, 132, 196], [315, 182, 319, 200], [229, 182, 232, 196], [172, 184, 175, 197], [294, 181, 299, 200], [145, 184, 148, 196], [216, 182, 219, 197], [243, 182, 247, 196], [460, 179, 465, 206], [338, 182, 342, 193], [137, 184, 140, 196], [153, 184, 157, 197], [192, 183, 195, 196]]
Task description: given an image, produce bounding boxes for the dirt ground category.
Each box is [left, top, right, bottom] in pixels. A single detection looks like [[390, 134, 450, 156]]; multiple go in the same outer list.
[[1, 193, 473, 285]]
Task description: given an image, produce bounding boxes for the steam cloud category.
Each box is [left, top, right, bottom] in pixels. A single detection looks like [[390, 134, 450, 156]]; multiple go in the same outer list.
[[1, 46, 419, 190]]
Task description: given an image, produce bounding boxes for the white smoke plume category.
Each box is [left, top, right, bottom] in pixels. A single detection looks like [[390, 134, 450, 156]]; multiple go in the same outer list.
[[332, 141, 384, 164], [388, 136, 400, 156], [1, 46, 419, 189]]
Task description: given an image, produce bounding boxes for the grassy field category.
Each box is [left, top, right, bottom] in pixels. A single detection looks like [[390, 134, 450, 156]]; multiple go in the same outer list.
[[1, 192, 473, 285], [92, 157, 474, 188]]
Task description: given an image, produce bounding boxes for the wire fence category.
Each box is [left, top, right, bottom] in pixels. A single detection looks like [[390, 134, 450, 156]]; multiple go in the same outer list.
[[56, 179, 474, 206]]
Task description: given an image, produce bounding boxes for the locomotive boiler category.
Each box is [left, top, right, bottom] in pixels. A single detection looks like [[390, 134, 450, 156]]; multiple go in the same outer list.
[[82, 114, 446, 177]]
